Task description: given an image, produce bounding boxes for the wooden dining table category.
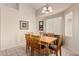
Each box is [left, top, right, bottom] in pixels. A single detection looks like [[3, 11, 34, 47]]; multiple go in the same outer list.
[[40, 36, 57, 55], [31, 36, 57, 56], [40, 36, 57, 44]]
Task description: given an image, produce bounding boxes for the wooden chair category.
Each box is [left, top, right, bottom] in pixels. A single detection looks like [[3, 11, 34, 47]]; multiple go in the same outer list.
[[40, 32, 46, 37], [47, 32, 55, 45], [31, 35, 46, 56], [49, 35, 63, 56], [47, 32, 54, 37], [27, 32, 33, 35], [25, 34, 32, 52]]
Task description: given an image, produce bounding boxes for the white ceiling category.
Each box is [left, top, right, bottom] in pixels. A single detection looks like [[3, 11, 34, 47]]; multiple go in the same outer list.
[[29, 3, 73, 10], [29, 3, 46, 10], [28, 3, 74, 17]]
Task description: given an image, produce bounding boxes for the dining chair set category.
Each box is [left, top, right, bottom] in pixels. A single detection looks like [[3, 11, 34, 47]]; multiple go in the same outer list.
[[25, 32, 63, 56]]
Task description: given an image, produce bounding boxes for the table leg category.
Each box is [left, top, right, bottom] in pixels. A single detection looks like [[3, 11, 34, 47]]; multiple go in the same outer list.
[[45, 44, 49, 56], [31, 47, 34, 56]]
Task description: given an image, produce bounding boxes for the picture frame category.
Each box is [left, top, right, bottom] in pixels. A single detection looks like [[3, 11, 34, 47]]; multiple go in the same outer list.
[[20, 20, 29, 30], [39, 21, 44, 31]]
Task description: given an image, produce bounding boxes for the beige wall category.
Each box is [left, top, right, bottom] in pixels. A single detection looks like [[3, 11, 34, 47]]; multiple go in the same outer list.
[[64, 4, 79, 55], [0, 4, 1, 49], [17, 4, 37, 47], [0, 4, 37, 50]]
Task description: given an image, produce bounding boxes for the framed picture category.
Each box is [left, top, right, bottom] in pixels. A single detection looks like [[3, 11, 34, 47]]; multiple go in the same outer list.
[[39, 21, 44, 31], [20, 20, 29, 30]]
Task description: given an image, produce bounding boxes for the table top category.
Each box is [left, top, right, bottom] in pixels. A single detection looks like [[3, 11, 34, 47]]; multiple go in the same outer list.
[[40, 36, 57, 44]]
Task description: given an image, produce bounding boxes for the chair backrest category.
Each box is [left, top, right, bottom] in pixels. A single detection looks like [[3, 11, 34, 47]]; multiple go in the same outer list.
[[27, 32, 33, 35], [57, 35, 63, 48], [31, 35, 41, 50], [48, 32, 54, 37], [40, 32, 46, 36], [25, 34, 32, 46]]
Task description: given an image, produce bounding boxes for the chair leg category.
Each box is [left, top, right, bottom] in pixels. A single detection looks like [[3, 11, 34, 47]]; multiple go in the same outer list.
[[44, 49, 47, 56], [44, 48, 49, 56], [54, 41, 56, 45], [56, 52, 58, 56], [38, 51, 41, 56], [26, 45, 29, 53], [26, 46, 27, 53], [60, 48, 61, 56], [55, 49, 58, 56], [31, 47, 34, 56], [28, 45, 30, 49]]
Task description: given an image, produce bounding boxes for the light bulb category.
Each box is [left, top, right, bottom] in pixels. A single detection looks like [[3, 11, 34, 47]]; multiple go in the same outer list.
[[48, 7, 53, 12], [48, 7, 52, 10], [45, 11, 49, 14], [43, 7, 47, 10], [42, 10, 45, 13], [49, 9, 53, 12]]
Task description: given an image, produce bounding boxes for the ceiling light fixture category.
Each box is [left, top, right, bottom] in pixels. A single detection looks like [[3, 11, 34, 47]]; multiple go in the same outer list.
[[42, 4, 53, 14]]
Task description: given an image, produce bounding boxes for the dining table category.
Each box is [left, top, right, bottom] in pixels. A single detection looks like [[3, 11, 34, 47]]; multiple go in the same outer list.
[[40, 36, 57, 55], [31, 36, 57, 56]]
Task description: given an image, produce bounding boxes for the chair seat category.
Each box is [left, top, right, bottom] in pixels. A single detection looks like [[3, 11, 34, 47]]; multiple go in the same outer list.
[[49, 45, 57, 49], [41, 45, 46, 49]]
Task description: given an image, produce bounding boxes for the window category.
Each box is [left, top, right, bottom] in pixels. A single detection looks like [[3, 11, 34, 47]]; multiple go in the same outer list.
[[65, 12, 73, 37], [46, 17, 62, 34]]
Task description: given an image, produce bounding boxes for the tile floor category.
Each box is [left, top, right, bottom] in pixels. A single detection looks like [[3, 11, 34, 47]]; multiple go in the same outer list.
[[0, 46, 78, 56]]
